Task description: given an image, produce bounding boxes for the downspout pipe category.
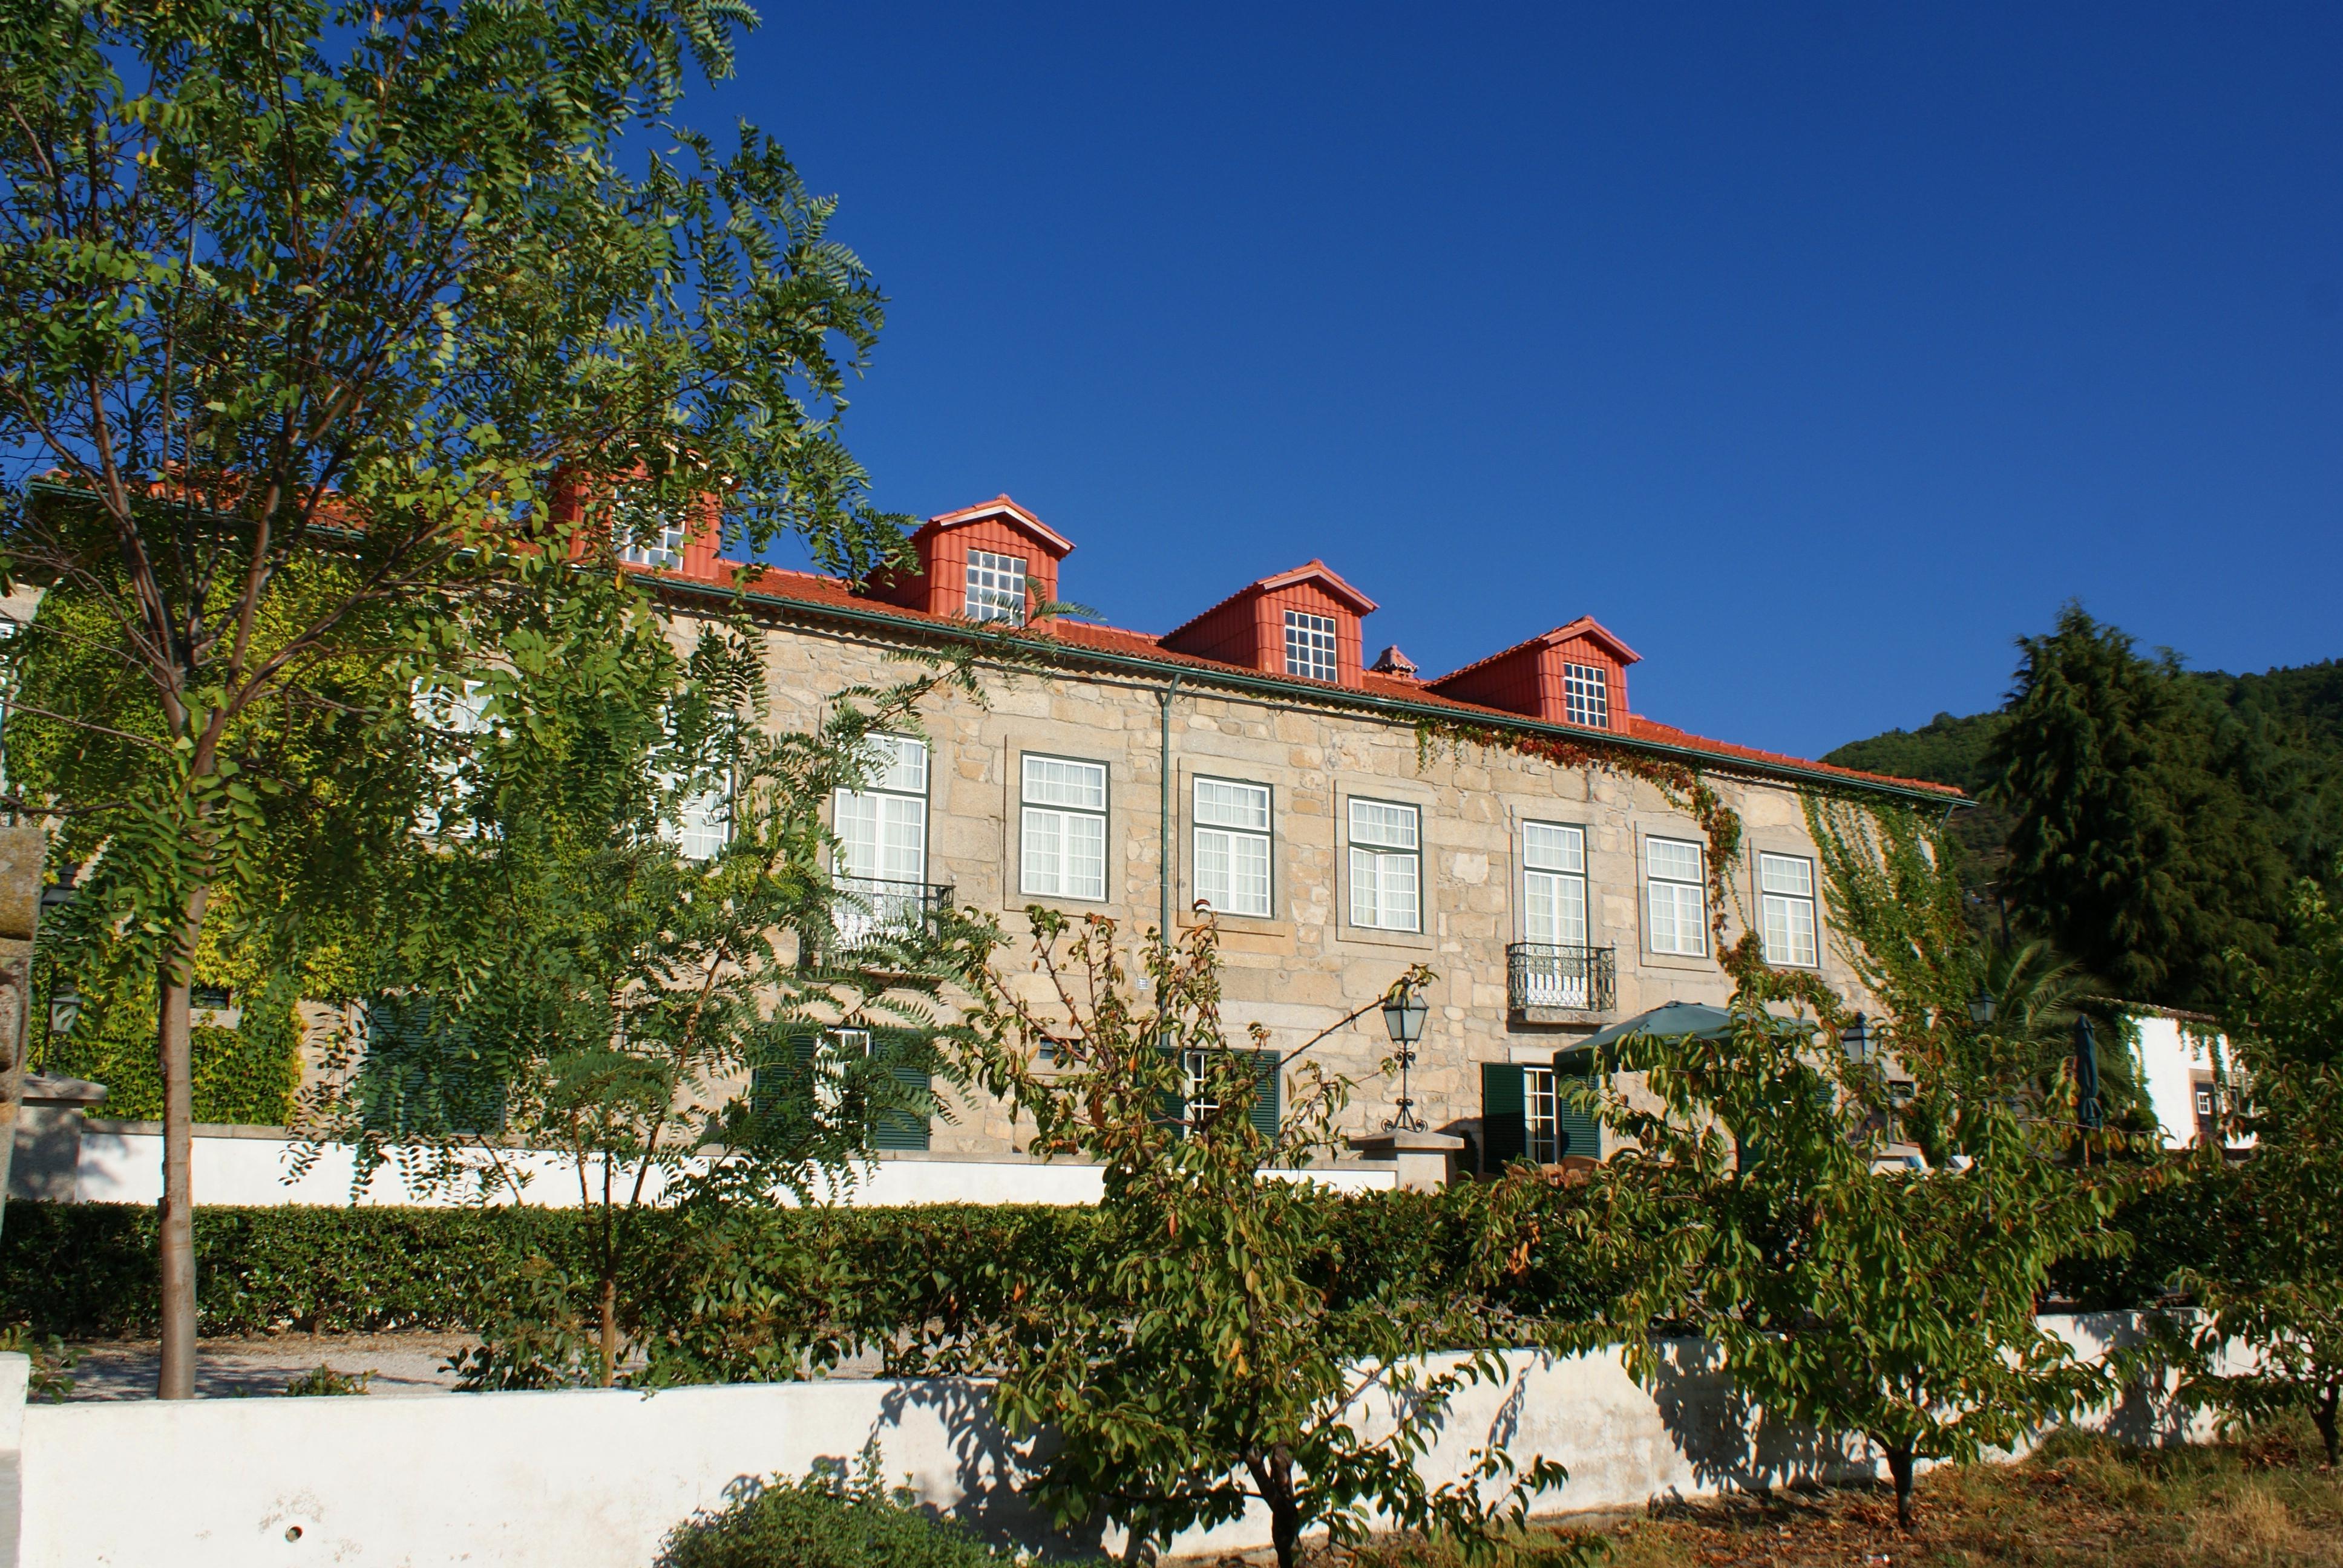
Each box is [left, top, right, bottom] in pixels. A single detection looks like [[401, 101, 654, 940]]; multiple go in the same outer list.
[[1158, 675, 1181, 943]]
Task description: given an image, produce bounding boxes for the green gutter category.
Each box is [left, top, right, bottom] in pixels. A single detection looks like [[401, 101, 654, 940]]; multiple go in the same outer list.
[[657, 574, 1967, 810]]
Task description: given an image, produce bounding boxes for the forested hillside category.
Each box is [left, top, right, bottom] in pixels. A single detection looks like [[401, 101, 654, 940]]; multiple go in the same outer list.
[[1825, 636, 2343, 1007]]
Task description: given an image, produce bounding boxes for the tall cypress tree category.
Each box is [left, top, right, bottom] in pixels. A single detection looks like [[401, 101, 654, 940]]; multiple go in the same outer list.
[[1985, 606, 2298, 1007]]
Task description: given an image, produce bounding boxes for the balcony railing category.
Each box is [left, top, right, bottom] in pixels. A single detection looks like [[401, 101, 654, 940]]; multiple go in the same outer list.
[[1507, 942, 1617, 1013], [806, 877, 955, 970]]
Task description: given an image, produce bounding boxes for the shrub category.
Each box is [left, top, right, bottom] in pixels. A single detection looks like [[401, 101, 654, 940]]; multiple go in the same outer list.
[[660, 1448, 1006, 1568], [0, 1191, 1611, 1354]]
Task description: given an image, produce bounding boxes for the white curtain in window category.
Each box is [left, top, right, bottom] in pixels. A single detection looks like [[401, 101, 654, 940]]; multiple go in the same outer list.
[[1194, 779, 1271, 917]]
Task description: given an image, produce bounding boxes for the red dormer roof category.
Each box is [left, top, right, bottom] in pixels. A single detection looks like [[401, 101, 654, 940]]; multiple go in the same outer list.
[[912, 494, 1073, 558], [1424, 615, 1640, 731], [1161, 558, 1379, 689], [1429, 616, 1641, 687]]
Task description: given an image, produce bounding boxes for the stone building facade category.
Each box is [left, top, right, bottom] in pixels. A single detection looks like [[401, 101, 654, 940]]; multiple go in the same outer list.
[[645, 495, 1959, 1176]]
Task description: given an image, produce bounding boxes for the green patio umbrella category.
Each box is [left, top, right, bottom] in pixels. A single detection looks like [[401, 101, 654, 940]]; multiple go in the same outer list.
[[1553, 1000, 1807, 1073]]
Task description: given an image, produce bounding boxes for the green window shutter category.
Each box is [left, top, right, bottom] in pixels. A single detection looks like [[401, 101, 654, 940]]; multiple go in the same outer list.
[[871, 1028, 932, 1152], [1555, 1068, 1601, 1161], [1481, 1062, 1527, 1173], [1249, 1050, 1282, 1142], [749, 1028, 820, 1120], [1153, 1045, 1187, 1131]]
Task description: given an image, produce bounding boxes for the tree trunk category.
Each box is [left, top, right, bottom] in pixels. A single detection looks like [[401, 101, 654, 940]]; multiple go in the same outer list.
[[1247, 1445, 1300, 1568], [597, 1270, 620, 1388], [2316, 1380, 2339, 1469], [1886, 1445, 1917, 1530], [156, 882, 209, 1400]]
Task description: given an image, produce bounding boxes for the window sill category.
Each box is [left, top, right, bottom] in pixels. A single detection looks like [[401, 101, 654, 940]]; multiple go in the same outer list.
[[1636, 948, 1720, 973], [1337, 923, 1435, 953]]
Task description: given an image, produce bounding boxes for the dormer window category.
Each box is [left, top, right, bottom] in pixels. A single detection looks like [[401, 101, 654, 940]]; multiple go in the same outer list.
[[1563, 662, 1610, 728], [613, 490, 687, 570], [965, 549, 1028, 622], [1283, 611, 1338, 682]]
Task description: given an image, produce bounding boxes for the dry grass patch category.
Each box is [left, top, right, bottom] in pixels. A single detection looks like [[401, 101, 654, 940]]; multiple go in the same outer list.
[[1333, 1415, 2341, 1568]]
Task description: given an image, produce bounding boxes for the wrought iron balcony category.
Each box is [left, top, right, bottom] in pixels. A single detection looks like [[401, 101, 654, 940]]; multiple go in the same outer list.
[[1507, 942, 1617, 1014], [806, 877, 955, 970]]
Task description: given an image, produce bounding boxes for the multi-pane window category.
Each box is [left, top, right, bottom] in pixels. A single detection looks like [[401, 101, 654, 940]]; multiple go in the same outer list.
[[613, 490, 687, 569], [1193, 777, 1273, 918], [414, 681, 493, 838], [1563, 662, 1610, 728], [1645, 836, 1708, 956], [1519, 822, 1590, 1005], [833, 736, 929, 939], [810, 1028, 873, 1126], [1758, 852, 1819, 967], [1283, 610, 1338, 682], [965, 549, 1028, 622], [1348, 798, 1421, 932], [1523, 1065, 1560, 1165], [1181, 1048, 1221, 1132], [661, 771, 732, 860], [1521, 823, 1587, 946], [1021, 755, 1108, 900]]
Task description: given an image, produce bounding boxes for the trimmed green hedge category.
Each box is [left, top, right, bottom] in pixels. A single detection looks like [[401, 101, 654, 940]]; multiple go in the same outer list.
[[0, 1187, 1596, 1345]]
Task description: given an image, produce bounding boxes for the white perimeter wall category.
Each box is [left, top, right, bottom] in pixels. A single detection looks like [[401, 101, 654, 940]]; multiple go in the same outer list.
[[71, 1130, 1395, 1207], [5, 1317, 2230, 1568]]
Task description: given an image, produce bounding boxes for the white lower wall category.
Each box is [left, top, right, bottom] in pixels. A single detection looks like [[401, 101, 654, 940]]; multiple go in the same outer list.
[[71, 1130, 1394, 1207], [7, 1316, 2223, 1568]]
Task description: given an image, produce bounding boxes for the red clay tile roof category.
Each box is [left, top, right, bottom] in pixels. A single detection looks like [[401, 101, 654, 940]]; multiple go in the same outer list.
[[641, 557, 1961, 802], [911, 494, 1075, 557], [1161, 558, 1379, 641], [1426, 616, 1643, 691]]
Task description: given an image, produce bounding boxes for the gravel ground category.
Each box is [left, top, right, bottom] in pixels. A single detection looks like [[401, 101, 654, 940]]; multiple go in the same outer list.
[[64, 1333, 474, 1400]]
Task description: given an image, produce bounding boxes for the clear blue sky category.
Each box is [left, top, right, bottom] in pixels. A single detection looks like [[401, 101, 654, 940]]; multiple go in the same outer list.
[[718, 2, 2342, 760]]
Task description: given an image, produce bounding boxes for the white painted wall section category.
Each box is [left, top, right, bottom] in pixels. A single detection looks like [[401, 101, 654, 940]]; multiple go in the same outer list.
[[72, 1131, 1393, 1207], [11, 1319, 2232, 1568]]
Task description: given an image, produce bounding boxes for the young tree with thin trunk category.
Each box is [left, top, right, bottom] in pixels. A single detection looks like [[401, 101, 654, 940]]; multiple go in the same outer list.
[[2181, 869, 2343, 1466], [1564, 802, 2148, 1530], [297, 563, 996, 1388], [0, 0, 905, 1397], [950, 911, 1566, 1568]]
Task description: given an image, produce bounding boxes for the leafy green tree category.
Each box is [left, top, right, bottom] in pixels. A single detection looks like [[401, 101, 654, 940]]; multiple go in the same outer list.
[[0, 0, 905, 1396], [1567, 802, 2146, 1530], [2180, 870, 2343, 1465], [949, 912, 1564, 1568], [1984, 605, 2307, 1008], [297, 567, 991, 1388]]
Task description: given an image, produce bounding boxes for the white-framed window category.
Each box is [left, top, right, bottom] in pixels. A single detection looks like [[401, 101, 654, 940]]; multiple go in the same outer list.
[[1521, 822, 1588, 946], [1193, 777, 1272, 918], [613, 490, 688, 569], [1182, 1048, 1221, 1132], [1758, 852, 1819, 967], [1519, 822, 1590, 1005], [661, 771, 733, 860], [1021, 754, 1108, 901], [1523, 1065, 1559, 1165], [833, 736, 929, 938], [812, 1027, 873, 1126], [1283, 610, 1338, 682], [1348, 798, 1421, 932], [965, 549, 1027, 622], [1562, 662, 1610, 728], [414, 681, 493, 838], [1645, 836, 1708, 956]]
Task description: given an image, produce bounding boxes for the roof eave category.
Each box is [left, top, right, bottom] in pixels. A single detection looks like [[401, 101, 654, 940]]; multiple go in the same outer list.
[[652, 572, 1967, 809]]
